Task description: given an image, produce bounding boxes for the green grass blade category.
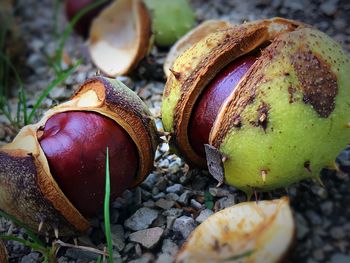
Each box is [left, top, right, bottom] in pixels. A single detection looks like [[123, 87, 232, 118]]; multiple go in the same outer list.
[[0, 210, 45, 246], [27, 61, 80, 124], [0, 234, 47, 254], [0, 53, 10, 108], [0, 52, 26, 126], [96, 256, 102, 263], [104, 147, 114, 263], [54, 0, 108, 69], [0, 108, 13, 124], [53, 0, 62, 41]]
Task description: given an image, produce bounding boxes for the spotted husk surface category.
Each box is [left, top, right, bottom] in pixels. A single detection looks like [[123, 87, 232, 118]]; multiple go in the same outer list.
[[162, 18, 304, 167], [162, 17, 350, 194], [210, 27, 350, 194]]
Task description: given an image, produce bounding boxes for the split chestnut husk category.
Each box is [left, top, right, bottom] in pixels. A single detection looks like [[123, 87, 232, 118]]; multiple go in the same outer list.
[[162, 17, 350, 194], [176, 197, 295, 263], [88, 0, 195, 77], [0, 77, 158, 237]]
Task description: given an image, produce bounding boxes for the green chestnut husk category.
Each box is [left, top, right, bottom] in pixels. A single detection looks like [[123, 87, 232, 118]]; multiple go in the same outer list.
[[162, 18, 350, 195]]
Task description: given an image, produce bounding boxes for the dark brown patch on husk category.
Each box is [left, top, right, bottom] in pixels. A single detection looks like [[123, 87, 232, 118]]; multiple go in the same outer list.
[[291, 50, 338, 118], [304, 160, 312, 173], [0, 151, 79, 236], [0, 240, 7, 263], [250, 102, 270, 131], [288, 86, 297, 103]]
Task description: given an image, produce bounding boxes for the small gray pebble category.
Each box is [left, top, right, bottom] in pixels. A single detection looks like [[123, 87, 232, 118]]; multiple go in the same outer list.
[[129, 227, 164, 249], [111, 224, 125, 251], [209, 187, 231, 197], [153, 192, 166, 200], [155, 199, 175, 209], [166, 184, 184, 194], [141, 173, 159, 190], [305, 210, 322, 226], [320, 201, 333, 216], [20, 252, 40, 263], [163, 208, 183, 218], [165, 193, 179, 201], [178, 191, 192, 206], [129, 256, 151, 263], [65, 248, 98, 260], [143, 200, 156, 208], [190, 199, 203, 210], [125, 208, 159, 231], [330, 253, 350, 263], [173, 216, 196, 239], [155, 177, 168, 191], [296, 213, 310, 240], [155, 254, 174, 263], [330, 226, 346, 240], [312, 248, 324, 261], [196, 209, 214, 223], [320, 0, 339, 16], [215, 195, 236, 210], [161, 239, 179, 256]]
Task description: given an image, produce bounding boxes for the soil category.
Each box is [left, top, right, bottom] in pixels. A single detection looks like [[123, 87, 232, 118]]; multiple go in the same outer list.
[[1, 0, 350, 262]]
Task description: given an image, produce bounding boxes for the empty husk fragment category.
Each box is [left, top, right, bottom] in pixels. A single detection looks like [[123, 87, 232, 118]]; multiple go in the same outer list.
[[161, 17, 350, 194], [0, 77, 158, 237], [89, 0, 195, 76], [176, 197, 295, 263], [89, 0, 151, 77]]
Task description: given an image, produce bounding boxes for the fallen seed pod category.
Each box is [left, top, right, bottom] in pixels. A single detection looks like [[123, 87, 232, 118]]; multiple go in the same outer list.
[[143, 0, 195, 47], [162, 17, 350, 194], [88, 0, 195, 76], [176, 197, 295, 263], [0, 240, 8, 263], [89, 0, 152, 77], [0, 77, 158, 237]]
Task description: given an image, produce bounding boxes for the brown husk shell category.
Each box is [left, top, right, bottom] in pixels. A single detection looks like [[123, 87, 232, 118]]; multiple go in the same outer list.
[[164, 18, 305, 167], [0, 77, 158, 236], [89, 0, 151, 76], [0, 240, 8, 263], [163, 20, 233, 78], [176, 197, 295, 263]]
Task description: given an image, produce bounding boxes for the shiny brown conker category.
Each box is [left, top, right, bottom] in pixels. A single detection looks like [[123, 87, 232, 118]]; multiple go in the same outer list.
[[39, 111, 138, 216], [188, 55, 257, 157]]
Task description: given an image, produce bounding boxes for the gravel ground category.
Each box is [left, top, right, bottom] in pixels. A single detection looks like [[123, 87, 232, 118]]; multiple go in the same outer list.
[[1, 0, 350, 262]]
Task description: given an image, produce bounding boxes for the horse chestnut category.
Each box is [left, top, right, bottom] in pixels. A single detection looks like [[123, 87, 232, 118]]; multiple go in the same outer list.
[[0, 77, 158, 236], [162, 18, 350, 194]]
